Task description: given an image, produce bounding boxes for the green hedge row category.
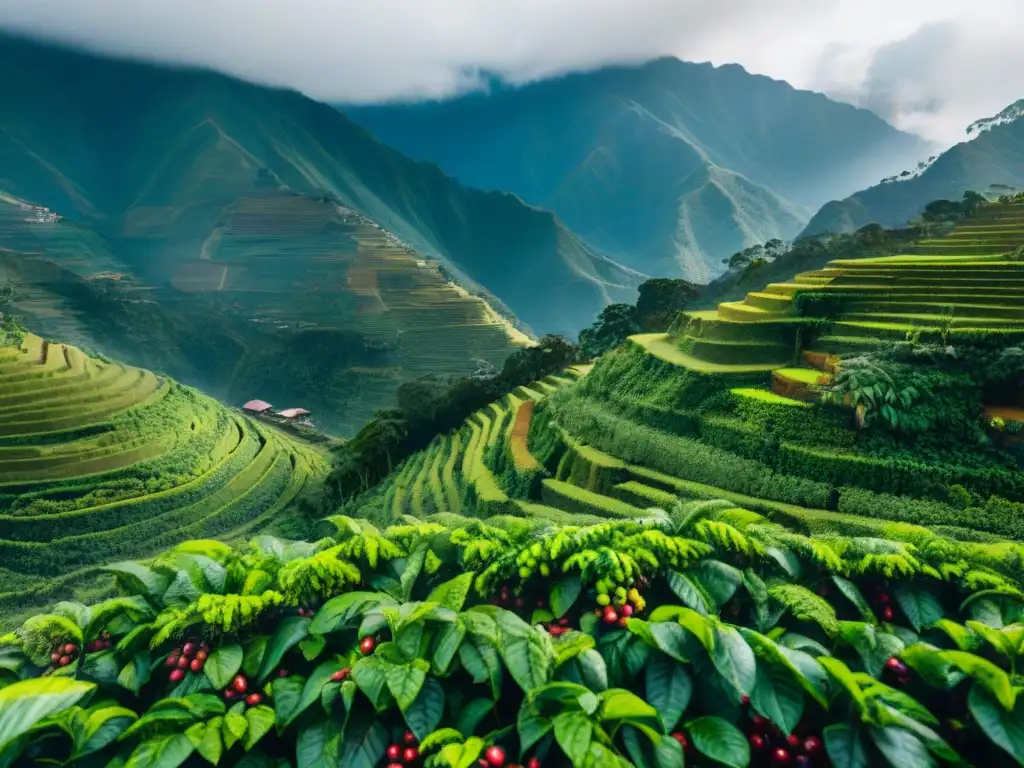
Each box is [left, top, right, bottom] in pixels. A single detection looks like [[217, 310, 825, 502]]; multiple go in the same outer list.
[[534, 395, 834, 509]]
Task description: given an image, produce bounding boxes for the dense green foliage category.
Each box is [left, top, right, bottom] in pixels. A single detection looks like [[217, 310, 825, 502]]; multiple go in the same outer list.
[[4, 502, 1024, 768], [579, 279, 700, 358]]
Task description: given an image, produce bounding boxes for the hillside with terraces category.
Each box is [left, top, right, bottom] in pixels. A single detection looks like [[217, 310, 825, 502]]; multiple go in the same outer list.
[[0, 333, 328, 627], [354, 199, 1024, 546]]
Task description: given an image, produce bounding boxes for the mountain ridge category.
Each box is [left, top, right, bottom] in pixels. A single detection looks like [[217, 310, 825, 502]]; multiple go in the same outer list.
[[344, 56, 931, 281], [0, 33, 641, 432], [803, 105, 1024, 235]]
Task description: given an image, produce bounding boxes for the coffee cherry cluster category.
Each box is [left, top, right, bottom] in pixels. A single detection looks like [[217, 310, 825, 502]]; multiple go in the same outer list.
[[222, 673, 266, 707], [476, 745, 507, 767], [165, 640, 209, 682], [49, 642, 79, 668], [296, 606, 315, 618], [330, 667, 351, 682], [85, 631, 113, 654], [593, 584, 645, 627], [747, 713, 824, 766], [385, 731, 420, 768]]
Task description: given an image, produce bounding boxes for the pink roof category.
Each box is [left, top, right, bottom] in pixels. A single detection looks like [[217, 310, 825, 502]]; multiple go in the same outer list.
[[242, 399, 273, 412], [277, 408, 310, 419]]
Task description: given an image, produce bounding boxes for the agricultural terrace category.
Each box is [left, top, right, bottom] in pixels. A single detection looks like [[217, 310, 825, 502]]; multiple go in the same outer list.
[[0, 334, 328, 625], [520, 200, 1024, 544]]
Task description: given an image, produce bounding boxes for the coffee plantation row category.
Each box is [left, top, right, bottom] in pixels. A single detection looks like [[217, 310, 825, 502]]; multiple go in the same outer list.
[[3, 500, 1024, 767]]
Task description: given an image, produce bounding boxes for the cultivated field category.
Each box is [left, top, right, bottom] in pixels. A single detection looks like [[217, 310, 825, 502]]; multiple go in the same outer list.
[[0, 334, 328, 625]]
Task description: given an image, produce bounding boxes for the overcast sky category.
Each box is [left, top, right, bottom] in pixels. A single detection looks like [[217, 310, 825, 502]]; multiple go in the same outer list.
[[1, 0, 1022, 147]]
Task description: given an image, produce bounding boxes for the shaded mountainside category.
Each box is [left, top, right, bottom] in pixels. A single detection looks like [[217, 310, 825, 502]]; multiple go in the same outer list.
[[344, 57, 929, 282], [0, 35, 641, 433], [805, 111, 1024, 235]]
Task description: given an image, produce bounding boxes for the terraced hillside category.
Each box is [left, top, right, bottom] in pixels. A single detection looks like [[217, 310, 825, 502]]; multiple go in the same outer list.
[[680, 200, 1024, 366], [0, 190, 531, 434], [0, 333, 329, 625], [362, 366, 608, 527], [358, 201, 1024, 549]]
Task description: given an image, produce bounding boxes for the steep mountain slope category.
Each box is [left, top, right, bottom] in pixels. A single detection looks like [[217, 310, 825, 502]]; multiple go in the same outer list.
[[0, 35, 641, 432], [804, 109, 1024, 235], [344, 58, 929, 281]]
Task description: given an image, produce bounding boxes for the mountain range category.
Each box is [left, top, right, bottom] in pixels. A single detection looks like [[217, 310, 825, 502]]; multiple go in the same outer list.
[[0, 34, 640, 431], [344, 58, 932, 282], [804, 106, 1024, 235]]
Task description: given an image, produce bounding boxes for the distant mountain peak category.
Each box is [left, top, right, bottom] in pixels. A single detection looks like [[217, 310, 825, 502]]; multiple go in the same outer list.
[[967, 98, 1024, 136], [345, 61, 929, 282]]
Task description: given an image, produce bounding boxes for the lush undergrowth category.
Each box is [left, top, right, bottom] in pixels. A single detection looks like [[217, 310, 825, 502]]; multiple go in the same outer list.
[[4, 505, 1024, 768], [0, 334, 329, 625]]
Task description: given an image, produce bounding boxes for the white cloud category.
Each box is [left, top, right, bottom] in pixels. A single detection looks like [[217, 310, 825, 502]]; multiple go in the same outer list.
[[0, 0, 1021, 145]]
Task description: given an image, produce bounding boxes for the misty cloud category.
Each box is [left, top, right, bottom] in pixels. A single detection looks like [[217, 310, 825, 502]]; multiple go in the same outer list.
[[0, 0, 1022, 146]]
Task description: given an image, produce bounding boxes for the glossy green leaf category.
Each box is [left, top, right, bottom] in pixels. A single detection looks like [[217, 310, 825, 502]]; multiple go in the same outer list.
[[832, 575, 876, 624], [309, 593, 393, 635], [553, 710, 592, 765], [455, 698, 493, 736], [942, 650, 1015, 710], [968, 684, 1024, 766], [339, 711, 388, 768], [824, 723, 868, 768], [644, 653, 691, 732], [125, 733, 195, 768], [431, 621, 466, 676], [186, 720, 223, 765], [350, 658, 393, 711], [384, 660, 428, 711], [751, 660, 804, 736], [242, 706, 275, 751], [296, 714, 343, 768], [270, 676, 305, 725], [426, 573, 474, 612], [711, 624, 756, 699], [549, 575, 583, 619], [494, 610, 552, 692], [578, 648, 608, 692], [667, 570, 712, 615], [404, 677, 445, 742], [203, 644, 243, 690], [517, 698, 552, 755], [685, 716, 749, 768], [257, 616, 309, 681], [869, 724, 935, 768], [71, 706, 137, 760], [892, 584, 944, 633], [0, 677, 94, 749], [222, 711, 248, 751]]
